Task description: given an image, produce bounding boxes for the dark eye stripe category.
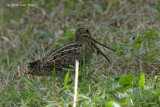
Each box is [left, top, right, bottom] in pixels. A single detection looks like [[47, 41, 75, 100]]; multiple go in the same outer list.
[[77, 28, 85, 32], [76, 28, 86, 36]]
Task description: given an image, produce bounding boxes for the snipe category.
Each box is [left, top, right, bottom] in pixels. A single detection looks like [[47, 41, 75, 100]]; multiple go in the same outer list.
[[27, 28, 115, 76]]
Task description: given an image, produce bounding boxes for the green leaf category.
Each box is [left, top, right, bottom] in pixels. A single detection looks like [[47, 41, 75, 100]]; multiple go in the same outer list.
[[45, 103, 59, 107], [139, 73, 145, 88], [133, 35, 143, 49], [106, 101, 121, 107], [125, 54, 131, 60], [20, 0, 34, 4], [66, 0, 74, 8], [45, 31, 53, 38], [133, 87, 140, 99], [83, 44, 86, 77], [118, 75, 134, 86], [155, 3, 160, 12], [64, 70, 70, 86], [146, 29, 156, 37], [52, 68, 56, 81], [93, 4, 103, 13], [23, 76, 34, 87]]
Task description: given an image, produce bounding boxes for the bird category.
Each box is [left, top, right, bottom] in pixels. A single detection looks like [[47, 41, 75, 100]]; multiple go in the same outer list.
[[26, 28, 116, 76]]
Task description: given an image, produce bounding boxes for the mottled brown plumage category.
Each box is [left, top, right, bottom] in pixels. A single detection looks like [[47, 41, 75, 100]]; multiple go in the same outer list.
[[27, 28, 115, 76]]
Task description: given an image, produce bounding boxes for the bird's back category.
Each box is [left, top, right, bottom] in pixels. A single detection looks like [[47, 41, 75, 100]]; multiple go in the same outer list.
[[27, 41, 93, 76]]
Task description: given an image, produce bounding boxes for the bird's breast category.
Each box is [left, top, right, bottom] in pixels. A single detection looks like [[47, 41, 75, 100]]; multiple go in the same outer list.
[[83, 42, 94, 63]]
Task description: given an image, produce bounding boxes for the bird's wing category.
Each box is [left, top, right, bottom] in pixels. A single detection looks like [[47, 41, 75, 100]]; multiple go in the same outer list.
[[42, 42, 84, 69]]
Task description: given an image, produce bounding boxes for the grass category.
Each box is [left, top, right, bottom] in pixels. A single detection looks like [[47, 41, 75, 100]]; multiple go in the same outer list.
[[0, 0, 160, 106]]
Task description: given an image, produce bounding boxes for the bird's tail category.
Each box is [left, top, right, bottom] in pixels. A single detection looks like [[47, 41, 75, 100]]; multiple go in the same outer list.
[[28, 60, 41, 68], [26, 59, 41, 75]]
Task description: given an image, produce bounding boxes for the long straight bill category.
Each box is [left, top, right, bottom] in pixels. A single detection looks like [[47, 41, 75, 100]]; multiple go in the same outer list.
[[91, 42, 110, 62], [92, 38, 116, 51]]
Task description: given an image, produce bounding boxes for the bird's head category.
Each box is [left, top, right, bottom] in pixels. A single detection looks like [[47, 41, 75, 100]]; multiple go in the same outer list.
[[74, 28, 116, 62], [74, 28, 92, 42]]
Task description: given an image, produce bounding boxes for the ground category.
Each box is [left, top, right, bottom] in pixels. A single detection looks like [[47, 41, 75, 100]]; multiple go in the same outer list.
[[0, 0, 160, 106]]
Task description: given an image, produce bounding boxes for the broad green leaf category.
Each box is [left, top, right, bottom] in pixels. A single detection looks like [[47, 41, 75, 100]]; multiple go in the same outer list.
[[139, 73, 145, 88], [118, 75, 134, 85], [106, 101, 121, 107]]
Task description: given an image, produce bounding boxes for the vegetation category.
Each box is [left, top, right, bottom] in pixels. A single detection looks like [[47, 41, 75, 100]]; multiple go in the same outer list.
[[0, 0, 160, 106]]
